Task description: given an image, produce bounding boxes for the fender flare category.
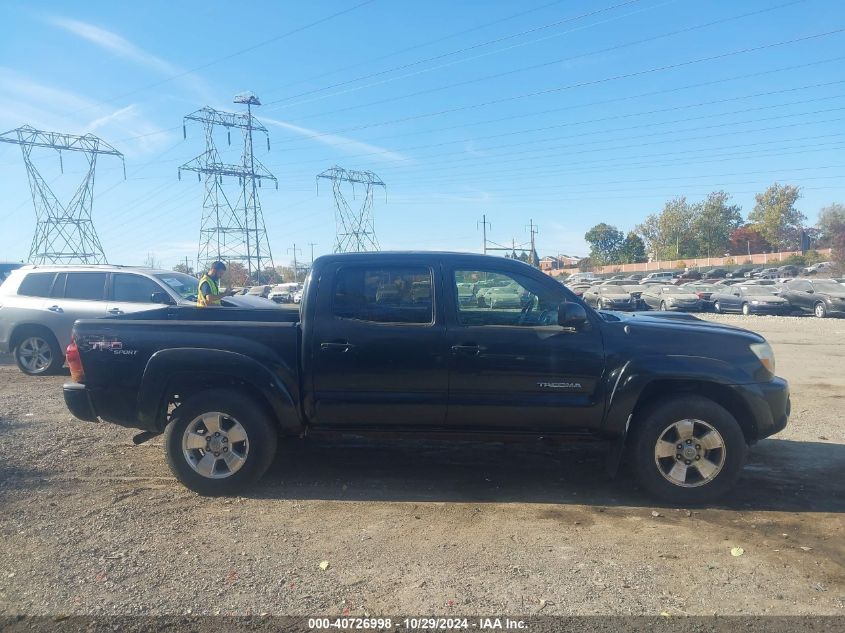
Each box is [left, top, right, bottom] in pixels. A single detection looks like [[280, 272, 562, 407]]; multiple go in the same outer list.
[[137, 348, 301, 434]]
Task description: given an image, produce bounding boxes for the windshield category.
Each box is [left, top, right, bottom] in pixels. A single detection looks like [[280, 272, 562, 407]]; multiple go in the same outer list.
[[814, 281, 844, 293], [660, 286, 685, 294], [742, 286, 776, 296], [155, 272, 199, 301]]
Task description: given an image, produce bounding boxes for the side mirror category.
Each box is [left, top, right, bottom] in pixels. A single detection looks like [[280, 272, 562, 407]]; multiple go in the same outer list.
[[558, 301, 588, 328], [151, 291, 173, 305]]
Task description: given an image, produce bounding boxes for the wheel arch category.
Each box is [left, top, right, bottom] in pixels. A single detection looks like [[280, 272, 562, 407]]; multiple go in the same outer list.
[[9, 322, 60, 351], [137, 348, 302, 435]]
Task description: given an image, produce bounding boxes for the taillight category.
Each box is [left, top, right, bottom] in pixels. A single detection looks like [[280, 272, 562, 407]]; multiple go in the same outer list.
[[66, 340, 85, 383]]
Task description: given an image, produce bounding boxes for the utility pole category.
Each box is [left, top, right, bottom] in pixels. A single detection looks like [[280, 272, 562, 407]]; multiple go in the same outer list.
[[477, 214, 491, 254], [308, 242, 317, 267], [526, 219, 539, 267], [288, 243, 302, 283]]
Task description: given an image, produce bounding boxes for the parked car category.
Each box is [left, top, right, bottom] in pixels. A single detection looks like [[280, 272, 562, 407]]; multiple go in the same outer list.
[[582, 285, 636, 311], [777, 265, 800, 278], [712, 286, 790, 315], [641, 285, 703, 311], [745, 267, 764, 278], [566, 272, 597, 284], [622, 284, 648, 309], [624, 273, 644, 282], [802, 261, 834, 275], [674, 270, 702, 283], [758, 268, 780, 279], [567, 283, 593, 297], [702, 268, 728, 279], [683, 284, 718, 310], [0, 265, 198, 375], [247, 285, 272, 299], [780, 279, 845, 318], [727, 267, 754, 278], [641, 271, 675, 283], [293, 289, 304, 304], [63, 251, 790, 503]]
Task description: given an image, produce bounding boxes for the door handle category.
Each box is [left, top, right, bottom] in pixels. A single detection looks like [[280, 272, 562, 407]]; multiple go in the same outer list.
[[451, 344, 482, 356], [108, 308, 124, 315], [47, 305, 63, 313], [320, 341, 356, 353]]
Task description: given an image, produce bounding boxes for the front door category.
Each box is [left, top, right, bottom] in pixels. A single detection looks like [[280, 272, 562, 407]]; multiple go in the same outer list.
[[309, 261, 449, 427], [445, 264, 606, 431]]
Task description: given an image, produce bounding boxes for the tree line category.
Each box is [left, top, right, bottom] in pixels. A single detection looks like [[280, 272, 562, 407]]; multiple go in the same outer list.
[[583, 183, 845, 268]]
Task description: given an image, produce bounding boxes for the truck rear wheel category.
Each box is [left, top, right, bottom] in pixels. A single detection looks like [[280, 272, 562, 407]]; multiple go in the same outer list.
[[164, 390, 277, 495], [630, 396, 747, 504]]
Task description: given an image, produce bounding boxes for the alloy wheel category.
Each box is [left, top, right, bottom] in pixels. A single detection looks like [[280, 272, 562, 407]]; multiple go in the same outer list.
[[653, 418, 726, 488], [17, 336, 53, 374], [182, 412, 250, 479], [815, 302, 827, 318]]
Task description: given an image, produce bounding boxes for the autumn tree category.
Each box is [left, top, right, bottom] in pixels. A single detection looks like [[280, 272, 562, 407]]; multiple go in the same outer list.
[[748, 183, 806, 251], [728, 225, 771, 256], [817, 203, 845, 247], [637, 197, 697, 260], [221, 262, 249, 287], [584, 223, 624, 265]]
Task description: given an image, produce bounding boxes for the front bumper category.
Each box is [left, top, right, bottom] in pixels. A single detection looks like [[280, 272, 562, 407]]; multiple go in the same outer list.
[[63, 382, 98, 422], [749, 304, 790, 314], [730, 377, 790, 441]]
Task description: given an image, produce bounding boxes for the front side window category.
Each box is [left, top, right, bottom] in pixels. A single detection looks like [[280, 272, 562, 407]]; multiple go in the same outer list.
[[17, 272, 55, 297], [333, 266, 432, 324], [64, 273, 107, 301], [453, 269, 560, 327], [112, 273, 166, 303]]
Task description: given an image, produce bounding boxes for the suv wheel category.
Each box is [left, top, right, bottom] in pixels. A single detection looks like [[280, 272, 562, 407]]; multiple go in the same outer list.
[[659, 301, 667, 311], [741, 303, 751, 316], [814, 302, 828, 318], [165, 390, 277, 495], [713, 301, 721, 313], [630, 396, 747, 504], [14, 330, 63, 376]]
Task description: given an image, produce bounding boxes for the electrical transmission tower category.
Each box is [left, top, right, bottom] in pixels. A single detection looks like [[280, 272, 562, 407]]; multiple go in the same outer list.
[[0, 125, 124, 264], [179, 93, 276, 282], [316, 166, 385, 253]]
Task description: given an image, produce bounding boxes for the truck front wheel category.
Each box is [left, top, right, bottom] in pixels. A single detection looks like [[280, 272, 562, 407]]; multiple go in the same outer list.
[[630, 396, 747, 504], [164, 390, 277, 495]]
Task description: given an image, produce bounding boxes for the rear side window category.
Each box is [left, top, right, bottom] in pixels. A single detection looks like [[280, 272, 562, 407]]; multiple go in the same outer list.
[[64, 272, 107, 301], [333, 266, 432, 324], [17, 272, 55, 297], [112, 273, 164, 303]]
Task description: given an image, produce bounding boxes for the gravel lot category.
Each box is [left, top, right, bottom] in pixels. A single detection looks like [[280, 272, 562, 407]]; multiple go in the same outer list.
[[0, 314, 843, 616]]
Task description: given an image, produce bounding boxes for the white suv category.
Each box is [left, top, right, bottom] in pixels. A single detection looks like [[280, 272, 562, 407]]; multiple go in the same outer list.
[[0, 265, 199, 375]]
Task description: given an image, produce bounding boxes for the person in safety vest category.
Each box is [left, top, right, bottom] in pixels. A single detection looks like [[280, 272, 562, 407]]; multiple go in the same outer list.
[[197, 261, 234, 307]]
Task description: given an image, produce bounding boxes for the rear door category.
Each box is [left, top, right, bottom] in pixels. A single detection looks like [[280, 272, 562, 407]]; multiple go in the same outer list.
[[47, 272, 108, 348], [107, 272, 173, 316], [784, 280, 812, 311], [309, 259, 449, 427], [444, 262, 606, 431]]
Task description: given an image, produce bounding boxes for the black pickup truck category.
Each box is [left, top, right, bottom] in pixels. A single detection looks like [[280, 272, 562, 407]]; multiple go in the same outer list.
[[63, 252, 790, 503]]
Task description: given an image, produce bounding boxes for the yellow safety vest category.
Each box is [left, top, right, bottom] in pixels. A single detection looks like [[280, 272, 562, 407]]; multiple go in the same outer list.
[[197, 274, 221, 307]]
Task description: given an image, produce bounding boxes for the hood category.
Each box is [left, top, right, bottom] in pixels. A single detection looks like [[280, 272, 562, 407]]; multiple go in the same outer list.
[[602, 310, 764, 343]]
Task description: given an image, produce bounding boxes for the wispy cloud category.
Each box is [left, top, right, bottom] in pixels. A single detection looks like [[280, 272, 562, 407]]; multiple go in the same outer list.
[[47, 16, 179, 75], [44, 15, 212, 102], [0, 67, 174, 154], [262, 117, 411, 164]]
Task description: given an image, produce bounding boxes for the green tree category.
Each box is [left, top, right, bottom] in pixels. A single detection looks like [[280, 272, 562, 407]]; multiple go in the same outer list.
[[636, 197, 697, 260], [173, 262, 194, 275], [748, 183, 805, 250], [817, 203, 845, 246], [693, 191, 743, 258], [619, 232, 647, 263], [584, 223, 624, 265]]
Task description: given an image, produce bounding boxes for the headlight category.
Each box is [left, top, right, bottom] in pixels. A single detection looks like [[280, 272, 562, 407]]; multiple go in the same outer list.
[[750, 342, 776, 375], [751, 300, 760, 305]]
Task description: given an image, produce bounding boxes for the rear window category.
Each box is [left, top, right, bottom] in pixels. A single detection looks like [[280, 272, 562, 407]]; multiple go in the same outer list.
[[17, 272, 55, 297], [64, 272, 107, 301], [333, 266, 433, 324]]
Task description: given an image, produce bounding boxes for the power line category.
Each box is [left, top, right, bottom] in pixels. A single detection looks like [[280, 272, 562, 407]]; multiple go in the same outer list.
[[265, 29, 845, 146], [268, 0, 803, 117]]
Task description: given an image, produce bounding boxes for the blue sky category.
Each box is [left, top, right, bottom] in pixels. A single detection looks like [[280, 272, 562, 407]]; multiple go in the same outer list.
[[1, 0, 843, 267]]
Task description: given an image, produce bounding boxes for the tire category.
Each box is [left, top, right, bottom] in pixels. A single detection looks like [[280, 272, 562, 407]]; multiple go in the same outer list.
[[660, 301, 667, 311], [713, 301, 721, 314], [13, 328, 63, 376], [164, 389, 277, 495], [629, 395, 747, 505], [814, 302, 828, 319], [741, 303, 751, 316]]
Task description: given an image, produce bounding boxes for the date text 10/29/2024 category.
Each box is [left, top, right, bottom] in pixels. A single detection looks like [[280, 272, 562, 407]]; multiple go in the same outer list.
[[307, 618, 527, 630]]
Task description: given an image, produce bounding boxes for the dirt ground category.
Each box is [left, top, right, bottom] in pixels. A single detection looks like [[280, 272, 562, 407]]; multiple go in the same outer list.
[[0, 314, 842, 616]]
